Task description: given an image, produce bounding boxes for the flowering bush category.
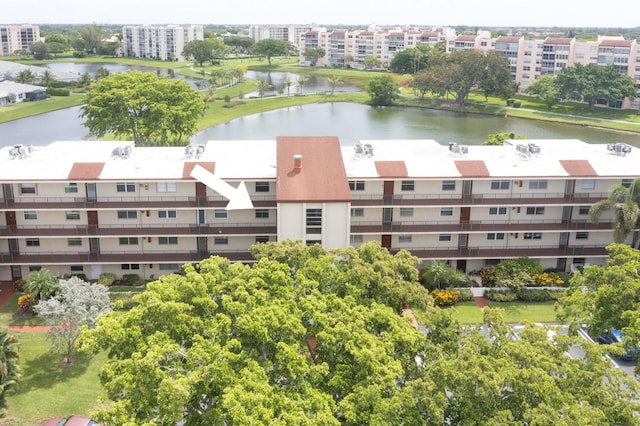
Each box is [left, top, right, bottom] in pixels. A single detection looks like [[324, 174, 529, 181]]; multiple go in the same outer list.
[[479, 267, 497, 287], [431, 289, 461, 306], [17, 293, 36, 312], [533, 272, 565, 287], [13, 279, 26, 292]]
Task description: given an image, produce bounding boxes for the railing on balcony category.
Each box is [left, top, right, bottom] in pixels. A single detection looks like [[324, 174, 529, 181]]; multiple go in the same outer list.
[[350, 219, 614, 233]]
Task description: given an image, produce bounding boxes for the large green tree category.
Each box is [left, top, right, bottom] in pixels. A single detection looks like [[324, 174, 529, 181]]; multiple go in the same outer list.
[[79, 23, 107, 53], [252, 39, 290, 65], [526, 74, 560, 109], [303, 48, 325, 66], [182, 39, 216, 67], [81, 71, 206, 146], [556, 63, 637, 112], [389, 45, 441, 75], [223, 36, 254, 55], [366, 75, 400, 106], [30, 41, 51, 60], [589, 178, 640, 243]]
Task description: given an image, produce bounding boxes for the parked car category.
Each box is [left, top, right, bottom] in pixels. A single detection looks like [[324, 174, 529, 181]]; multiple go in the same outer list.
[[40, 416, 100, 426], [597, 329, 638, 361]]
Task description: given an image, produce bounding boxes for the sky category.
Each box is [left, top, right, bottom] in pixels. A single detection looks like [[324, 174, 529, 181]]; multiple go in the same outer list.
[[4, 0, 640, 28]]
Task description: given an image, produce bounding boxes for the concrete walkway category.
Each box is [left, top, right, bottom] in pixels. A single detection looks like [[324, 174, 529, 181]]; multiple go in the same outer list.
[[473, 296, 490, 309]]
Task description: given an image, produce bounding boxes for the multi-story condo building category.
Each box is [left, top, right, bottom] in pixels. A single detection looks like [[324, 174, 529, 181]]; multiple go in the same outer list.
[[0, 137, 635, 282], [122, 25, 203, 61], [249, 24, 317, 44], [0, 25, 41, 56], [299, 27, 640, 109]]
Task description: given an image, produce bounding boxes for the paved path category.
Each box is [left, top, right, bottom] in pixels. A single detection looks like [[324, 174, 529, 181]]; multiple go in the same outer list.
[[0, 281, 51, 332], [473, 296, 490, 309]]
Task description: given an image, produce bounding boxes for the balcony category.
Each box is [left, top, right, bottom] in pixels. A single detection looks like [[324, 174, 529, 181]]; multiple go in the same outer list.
[[390, 245, 609, 260]]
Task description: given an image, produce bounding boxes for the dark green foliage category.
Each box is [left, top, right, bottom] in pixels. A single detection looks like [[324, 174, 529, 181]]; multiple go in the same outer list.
[[484, 289, 518, 302], [46, 87, 70, 96]]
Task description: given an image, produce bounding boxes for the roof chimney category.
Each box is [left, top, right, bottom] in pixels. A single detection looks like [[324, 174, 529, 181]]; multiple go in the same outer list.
[[293, 154, 303, 172]]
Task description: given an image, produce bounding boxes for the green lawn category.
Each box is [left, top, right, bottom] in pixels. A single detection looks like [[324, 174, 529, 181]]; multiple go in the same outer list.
[[5, 332, 106, 425], [0, 294, 43, 327], [0, 95, 85, 124], [443, 301, 486, 324], [485, 301, 558, 323]]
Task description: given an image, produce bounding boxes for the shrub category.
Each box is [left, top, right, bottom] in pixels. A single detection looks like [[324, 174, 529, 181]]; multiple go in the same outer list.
[[557, 272, 571, 286], [532, 272, 565, 287], [73, 50, 87, 58], [512, 100, 522, 108], [46, 87, 70, 96], [17, 293, 36, 311], [13, 279, 26, 292], [110, 292, 138, 310], [457, 288, 475, 301], [71, 273, 88, 282], [479, 267, 497, 286], [122, 274, 140, 285], [484, 289, 517, 302], [431, 289, 460, 306], [97, 272, 116, 286]]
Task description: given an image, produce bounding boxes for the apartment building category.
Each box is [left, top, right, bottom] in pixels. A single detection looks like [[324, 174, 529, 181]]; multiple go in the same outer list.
[[249, 24, 316, 44], [298, 27, 640, 109], [122, 25, 203, 61], [0, 137, 635, 281], [0, 25, 41, 56]]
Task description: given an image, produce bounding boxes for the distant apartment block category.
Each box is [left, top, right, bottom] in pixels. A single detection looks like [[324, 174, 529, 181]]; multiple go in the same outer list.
[[298, 27, 640, 109], [0, 137, 636, 282], [249, 24, 316, 44], [0, 25, 41, 56], [122, 25, 203, 61]]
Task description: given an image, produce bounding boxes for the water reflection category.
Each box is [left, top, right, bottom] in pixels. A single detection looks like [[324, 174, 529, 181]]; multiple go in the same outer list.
[[244, 71, 361, 97]]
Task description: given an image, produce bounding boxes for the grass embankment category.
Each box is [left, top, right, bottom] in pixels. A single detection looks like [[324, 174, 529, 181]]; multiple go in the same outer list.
[[0, 294, 43, 327], [0, 95, 85, 124], [413, 300, 557, 325], [4, 333, 106, 425]]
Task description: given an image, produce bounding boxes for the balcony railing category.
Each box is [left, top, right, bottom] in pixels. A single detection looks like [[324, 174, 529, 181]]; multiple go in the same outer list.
[[350, 192, 608, 206]]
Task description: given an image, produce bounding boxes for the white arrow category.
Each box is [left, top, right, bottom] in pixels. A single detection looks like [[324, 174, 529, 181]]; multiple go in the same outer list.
[[190, 165, 254, 210]]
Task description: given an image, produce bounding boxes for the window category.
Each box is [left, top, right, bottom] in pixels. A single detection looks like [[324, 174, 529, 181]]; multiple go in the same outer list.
[[401, 180, 415, 191], [526, 207, 545, 215], [490, 180, 510, 190], [351, 208, 364, 217], [159, 264, 180, 271], [156, 182, 177, 192], [20, 183, 36, 194], [119, 237, 139, 245], [214, 236, 229, 245], [524, 232, 542, 240], [306, 208, 322, 234], [306, 240, 321, 246], [348, 180, 365, 191], [116, 182, 136, 192], [25, 238, 40, 247], [68, 238, 82, 246], [65, 211, 80, 220], [442, 180, 456, 191], [622, 179, 634, 188], [399, 208, 414, 217], [529, 180, 548, 190], [29, 266, 42, 272], [439, 234, 452, 242], [581, 179, 596, 190], [255, 182, 270, 192], [214, 209, 228, 219], [158, 210, 176, 219], [64, 183, 78, 193], [118, 210, 137, 219], [255, 209, 269, 219], [350, 235, 363, 243], [487, 233, 505, 240], [255, 236, 270, 243], [489, 207, 507, 215], [485, 259, 500, 266], [398, 234, 412, 243], [440, 207, 454, 216], [576, 232, 589, 240], [158, 236, 178, 245], [121, 264, 140, 270], [70, 265, 84, 272], [578, 206, 590, 215], [23, 211, 37, 220]]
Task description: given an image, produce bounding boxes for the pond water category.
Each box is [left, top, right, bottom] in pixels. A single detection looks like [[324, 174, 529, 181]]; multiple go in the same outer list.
[[2, 103, 638, 148], [244, 71, 362, 97]]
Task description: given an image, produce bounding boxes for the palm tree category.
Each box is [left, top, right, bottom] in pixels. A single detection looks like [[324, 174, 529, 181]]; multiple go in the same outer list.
[[328, 75, 344, 96], [39, 69, 56, 87], [256, 81, 272, 100], [25, 268, 59, 301], [0, 328, 20, 416], [590, 178, 640, 243], [283, 77, 293, 97], [421, 260, 454, 290], [296, 76, 307, 95], [14, 69, 34, 84]]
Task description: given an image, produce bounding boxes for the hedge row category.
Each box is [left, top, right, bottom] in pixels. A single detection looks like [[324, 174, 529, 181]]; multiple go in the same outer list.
[[484, 288, 566, 302]]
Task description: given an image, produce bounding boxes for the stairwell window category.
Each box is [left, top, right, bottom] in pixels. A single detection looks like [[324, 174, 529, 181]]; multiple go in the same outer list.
[[306, 208, 322, 234]]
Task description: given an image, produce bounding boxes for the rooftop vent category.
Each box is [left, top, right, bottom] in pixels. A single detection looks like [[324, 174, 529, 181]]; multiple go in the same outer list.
[[354, 141, 373, 158], [449, 142, 468, 156], [607, 143, 632, 157], [363, 143, 374, 157], [111, 145, 133, 159], [8, 144, 32, 160], [293, 154, 303, 172], [516, 143, 541, 157], [185, 145, 195, 158], [195, 144, 205, 158]]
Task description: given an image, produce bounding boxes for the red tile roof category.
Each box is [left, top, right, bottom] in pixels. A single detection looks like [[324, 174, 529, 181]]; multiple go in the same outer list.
[[457, 35, 476, 41], [183, 162, 215, 179], [276, 136, 351, 203], [68, 162, 105, 180], [559, 160, 597, 177], [600, 39, 632, 47], [544, 37, 572, 45], [496, 36, 521, 43], [454, 160, 490, 178], [374, 161, 408, 178], [421, 32, 439, 37]]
